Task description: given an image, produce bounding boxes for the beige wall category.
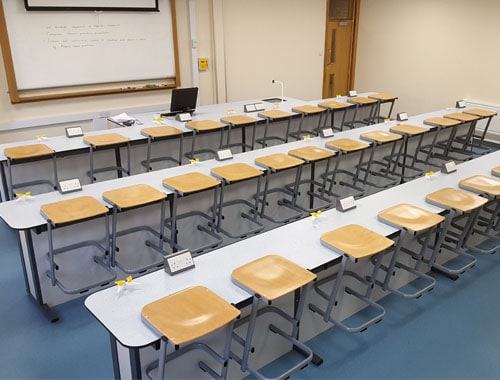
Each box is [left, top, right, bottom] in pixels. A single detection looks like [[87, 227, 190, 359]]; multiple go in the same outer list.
[[1, 0, 499, 143], [355, 0, 500, 116]]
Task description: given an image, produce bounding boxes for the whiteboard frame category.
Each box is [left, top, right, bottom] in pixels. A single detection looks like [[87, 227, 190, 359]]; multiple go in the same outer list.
[[24, 0, 159, 12], [0, 0, 180, 103]]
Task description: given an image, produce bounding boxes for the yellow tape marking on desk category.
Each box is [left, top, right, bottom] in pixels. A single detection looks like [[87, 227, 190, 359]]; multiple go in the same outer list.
[[115, 276, 139, 297], [16, 191, 34, 201]]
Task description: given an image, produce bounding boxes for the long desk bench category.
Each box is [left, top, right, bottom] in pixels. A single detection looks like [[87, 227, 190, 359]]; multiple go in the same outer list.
[[84, 150, 499, 379], [0, 93, 386, 202], [0, 97, 323, 201], [0, 103, 488, 318]]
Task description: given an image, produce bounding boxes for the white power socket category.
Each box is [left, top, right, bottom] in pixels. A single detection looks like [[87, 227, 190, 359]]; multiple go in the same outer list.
[[58, 178, 82, 194], [336, 195, 356, 212], [164, 249, 195, 275]]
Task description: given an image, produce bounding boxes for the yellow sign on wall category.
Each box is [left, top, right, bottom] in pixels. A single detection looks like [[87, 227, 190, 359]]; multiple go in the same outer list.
[[198, 58, 209, 71]]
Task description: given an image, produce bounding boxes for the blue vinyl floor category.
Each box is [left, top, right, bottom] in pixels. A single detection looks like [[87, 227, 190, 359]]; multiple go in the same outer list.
[[1, 216, 500, 379]]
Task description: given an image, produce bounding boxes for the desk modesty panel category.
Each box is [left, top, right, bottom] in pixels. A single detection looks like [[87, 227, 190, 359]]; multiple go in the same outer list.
[[85, 150, 499, 349], [0, 105, 467, 231]]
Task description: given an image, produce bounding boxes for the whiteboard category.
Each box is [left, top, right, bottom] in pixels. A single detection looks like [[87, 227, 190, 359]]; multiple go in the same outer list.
[[3, 0, 176, 90]]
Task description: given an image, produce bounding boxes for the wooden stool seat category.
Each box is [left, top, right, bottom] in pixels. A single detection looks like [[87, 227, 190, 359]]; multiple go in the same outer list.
[[321, 224, 394, 259], [141, 125, 184, 139], [142, 286, 240, 346], [163, 172, 220, 195], [292, 105, 325, 115], [185, 120, 226, 160], [140, 126, 184, 170], [423, 117, 461, 128], [459, 175, 500, 254], [463, 108, 497, 118], [220, 115, 259, 125], [41, 195, 108, 225], [289, 105, 326, 139], [368, 93, 398, 123], [425, 187, 488, 279], [318, 101, 351, 131], [360, 130, 402, 144], [287, 147, 336, 212], [231, 255, 318, 379], [368, 93, 398, 102], [288, 146, 336, 162], [390, 124, 429, 136], [211, 162, 263, 183], [211, 163, 264, 238], [83, 133, 131, 183], [103, 183, 166, 209], [221, 114, 260, 152], [378, 203, 445, 233], [492, 166, 500, 177], [310, 224, 392, 333], [4, 143, 54, 160], [41, 196, 115, 294], [103, 184, 168, 272], [346, 97, 378, 128], [460, 108, 497, 156], [387, 124, 430, 181], [257, 109, 294, 120], [444, 112, 480, 123], [186, 119, 225, 132], [83, 133, 129, 147], [142, 286, 240, 379], [325, 138, 370, 152], [231, 254, 316, 301], [256, 109, 295, 147], [4, 143, 58, 199], [358, 131, 402, 189], [459, 175, 500, 197], [420, 117, 466, 169], [323, 138, 370, 199], [255, 153, 305, 224], [255, 152, 304, 171], [318, 100, 351, 110], [377, 203, 444, 298], [163, 172, 222, 254], [347, 96, 377, 106], [426, 187, 488, 213]]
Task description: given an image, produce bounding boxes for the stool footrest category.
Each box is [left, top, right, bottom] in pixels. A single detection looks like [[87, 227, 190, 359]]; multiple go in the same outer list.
[[46, 253, 116, 295], [310, 270, 385, 333], [164, 211, 223, 255], [141, 156, 181, 171], [231, 305, 315, 380], [376, 260, 435, 299], [146, 341, 230, 380], [213, 199, 263, 239], [255, 188, 304, 224]]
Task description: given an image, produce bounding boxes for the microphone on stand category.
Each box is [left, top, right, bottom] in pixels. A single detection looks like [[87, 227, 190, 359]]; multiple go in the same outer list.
[[272, 79, 284, 107]]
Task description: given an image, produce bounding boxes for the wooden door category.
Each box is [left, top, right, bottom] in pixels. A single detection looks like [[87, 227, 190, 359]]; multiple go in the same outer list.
[[322, 0, 359, 98]]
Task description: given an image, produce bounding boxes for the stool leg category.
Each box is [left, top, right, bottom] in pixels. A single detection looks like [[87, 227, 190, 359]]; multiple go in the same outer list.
[[110, 207, 118, 267], [240, 295, 260, 372], [145, 137, 153, 171], [6, 159, 14, 200], [323, 255, 348, 323], [169, 193, 179, 249], [47, 222, 56, 286], [89, 145, 95, 183], [178, 135, 184, 165], [157, 337, 168, 380], [51, 155, 58, 190]]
